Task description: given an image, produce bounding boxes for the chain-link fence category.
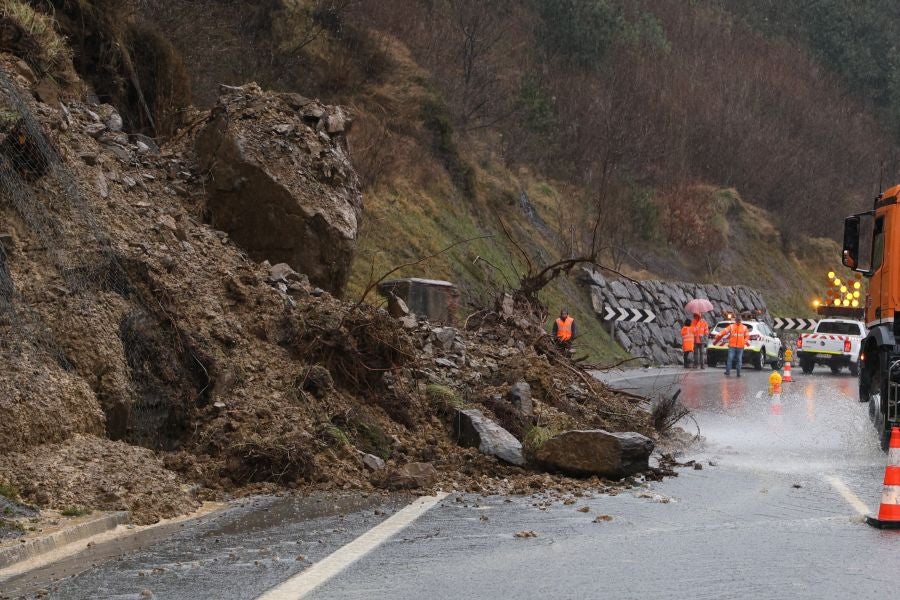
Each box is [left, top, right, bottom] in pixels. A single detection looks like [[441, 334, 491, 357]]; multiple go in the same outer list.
[[0, 66, 194, 450]]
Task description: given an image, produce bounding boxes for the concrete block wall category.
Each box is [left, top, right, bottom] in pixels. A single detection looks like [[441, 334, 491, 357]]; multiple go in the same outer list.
[[581, 269, 771, 365]]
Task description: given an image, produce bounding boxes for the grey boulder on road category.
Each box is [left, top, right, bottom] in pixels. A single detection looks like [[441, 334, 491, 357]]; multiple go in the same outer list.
[[529, 429, 654, 478]]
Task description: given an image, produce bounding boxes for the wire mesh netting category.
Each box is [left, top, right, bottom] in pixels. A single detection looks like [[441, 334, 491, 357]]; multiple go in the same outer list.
[[0, 66, 194, 450]]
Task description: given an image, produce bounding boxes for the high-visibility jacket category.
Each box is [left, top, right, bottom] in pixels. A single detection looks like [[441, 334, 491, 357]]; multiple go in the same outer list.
[[681, 326, 695, 352], [555, 316, 574, 342], [691, 318, 709, 341], [716, 323, 750, 348]]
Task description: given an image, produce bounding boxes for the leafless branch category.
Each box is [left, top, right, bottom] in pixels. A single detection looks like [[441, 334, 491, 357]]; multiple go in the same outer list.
[[472, 254, 514, 289], [495, 212, 532, 275]]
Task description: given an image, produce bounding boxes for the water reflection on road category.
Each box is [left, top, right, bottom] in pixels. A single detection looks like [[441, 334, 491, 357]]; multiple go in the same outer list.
[[638, 369, 880, 474]]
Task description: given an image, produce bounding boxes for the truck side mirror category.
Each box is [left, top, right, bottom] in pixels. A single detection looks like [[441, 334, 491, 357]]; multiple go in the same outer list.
[[843, 216, 860, 269]]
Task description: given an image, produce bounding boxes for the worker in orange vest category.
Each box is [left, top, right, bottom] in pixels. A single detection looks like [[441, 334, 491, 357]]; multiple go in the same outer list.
[[690, 313, 710, 369], [713, 314, 751, 377], [553, 308, 577, 345], [681, 319, 695, 368]]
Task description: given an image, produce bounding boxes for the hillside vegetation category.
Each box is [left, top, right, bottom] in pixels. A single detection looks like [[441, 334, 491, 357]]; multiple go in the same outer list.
[[5, 0, 880, 361], [717, 0, 900, 141]]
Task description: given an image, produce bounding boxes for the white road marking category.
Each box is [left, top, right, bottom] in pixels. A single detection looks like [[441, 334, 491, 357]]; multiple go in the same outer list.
[[826, 476, 870, 516], [257, 492, 449, 600]]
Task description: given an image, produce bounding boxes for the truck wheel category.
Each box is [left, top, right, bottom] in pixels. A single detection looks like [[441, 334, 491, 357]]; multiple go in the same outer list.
[[754, 349, 765, 370], [800, 358, 814, 374], [860, 366, 871, 402], [867, 363, 892, 452], [850, 361, 860, 377], [707, 356, 717, 368]]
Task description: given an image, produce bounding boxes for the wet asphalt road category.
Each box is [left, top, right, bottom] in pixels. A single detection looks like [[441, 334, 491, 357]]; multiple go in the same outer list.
[[4, 366, 894, 599]]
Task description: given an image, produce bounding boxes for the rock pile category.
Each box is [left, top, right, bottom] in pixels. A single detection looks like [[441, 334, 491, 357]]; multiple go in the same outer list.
[[582, 269, 771, 365], [0, 58, 659, 524]]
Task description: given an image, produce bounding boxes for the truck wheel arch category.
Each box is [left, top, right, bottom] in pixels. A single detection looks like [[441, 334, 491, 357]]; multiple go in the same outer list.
[[866, 326, 895, 350], [860, 333, 886, 389]]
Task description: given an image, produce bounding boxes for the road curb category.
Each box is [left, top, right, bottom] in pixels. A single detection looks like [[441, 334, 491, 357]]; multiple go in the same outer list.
[[0, 511, 130, 570], [594, 368, 716, 388]]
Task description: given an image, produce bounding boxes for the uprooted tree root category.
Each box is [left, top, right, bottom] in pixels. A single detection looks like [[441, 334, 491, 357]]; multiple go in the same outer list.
[[651, 389, 692, 434], [275, 301, 428, 428], [280, 303, 414, 391]]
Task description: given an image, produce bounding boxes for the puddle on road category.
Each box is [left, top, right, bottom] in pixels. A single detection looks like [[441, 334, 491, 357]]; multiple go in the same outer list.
[[206, 493, 383, 538], [638, 372, 883, 474]]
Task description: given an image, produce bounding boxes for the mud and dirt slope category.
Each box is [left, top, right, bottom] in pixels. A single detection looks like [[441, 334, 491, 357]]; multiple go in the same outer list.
[[0, 53, 653, 525]]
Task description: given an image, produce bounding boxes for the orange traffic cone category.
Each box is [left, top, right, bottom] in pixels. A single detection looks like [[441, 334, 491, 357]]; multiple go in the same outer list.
[[783, 360, 793, 382], [867, 427, 900, 529]]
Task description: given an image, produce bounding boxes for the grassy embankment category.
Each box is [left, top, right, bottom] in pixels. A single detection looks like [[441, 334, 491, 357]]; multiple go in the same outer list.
[[341, 38, 841, 364]]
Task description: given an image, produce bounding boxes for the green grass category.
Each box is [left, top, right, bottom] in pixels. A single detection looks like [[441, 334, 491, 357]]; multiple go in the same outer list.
[[324, 424, 351, 448], [351, 421, 392, 459], [538, 275, 629, 365], [0, 482, 18, 500], [349, 171, 630, 364], [351, 177, 839, 367], [61, 505, 92, 517], [0, 1, 71, 69], [425, 383, 463, 413], [523, 426, 558, 451]]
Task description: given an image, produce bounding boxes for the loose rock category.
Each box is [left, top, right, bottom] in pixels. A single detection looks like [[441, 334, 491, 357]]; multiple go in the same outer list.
[[453, 409, 526, 466], [385, 462, 437, 489], [514, 530, 538, 538], [530, 430, 654, 479], [508, 382, 533, 417], [362, 454, 386, 471]]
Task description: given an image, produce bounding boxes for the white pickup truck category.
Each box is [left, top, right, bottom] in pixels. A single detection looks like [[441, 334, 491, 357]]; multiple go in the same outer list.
[[796, 318, 867, 375]]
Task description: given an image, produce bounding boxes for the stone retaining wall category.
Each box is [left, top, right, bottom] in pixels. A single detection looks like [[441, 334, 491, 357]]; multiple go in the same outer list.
[[581, 269, 771, 365]]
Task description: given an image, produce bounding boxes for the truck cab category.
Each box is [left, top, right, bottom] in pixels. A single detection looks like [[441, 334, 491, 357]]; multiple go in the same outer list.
[[842, 184, 900, 449]]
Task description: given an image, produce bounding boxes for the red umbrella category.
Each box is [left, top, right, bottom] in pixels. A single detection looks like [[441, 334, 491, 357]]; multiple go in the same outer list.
[[685, 298, 714, 314]]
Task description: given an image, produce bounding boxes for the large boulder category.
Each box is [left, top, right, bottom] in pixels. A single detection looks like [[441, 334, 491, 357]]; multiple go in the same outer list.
[[195, 83, 362, 296], [386, 462, 437, 489], [453, 409, 525, 466], [530, 430, 653, 479]]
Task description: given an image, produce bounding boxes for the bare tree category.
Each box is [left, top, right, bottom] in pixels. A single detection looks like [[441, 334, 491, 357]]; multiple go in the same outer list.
[[273, 0, 361, 53]]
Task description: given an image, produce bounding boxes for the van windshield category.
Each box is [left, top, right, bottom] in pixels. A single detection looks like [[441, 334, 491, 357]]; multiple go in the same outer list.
[[816, 321, 861, 335]]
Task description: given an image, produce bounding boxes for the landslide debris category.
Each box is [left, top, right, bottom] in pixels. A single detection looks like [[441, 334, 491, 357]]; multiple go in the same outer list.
[[0, 54, 656, 523], [0, 434, 196, 525], [195, 84, 362, 297]]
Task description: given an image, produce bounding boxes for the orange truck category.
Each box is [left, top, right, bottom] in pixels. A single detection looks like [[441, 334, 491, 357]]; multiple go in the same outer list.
[[843, 184, 900, 449]]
